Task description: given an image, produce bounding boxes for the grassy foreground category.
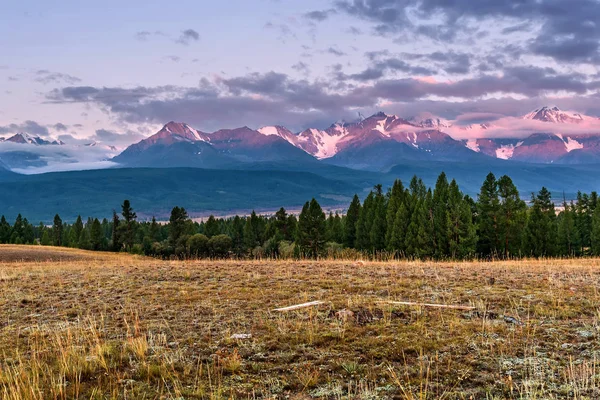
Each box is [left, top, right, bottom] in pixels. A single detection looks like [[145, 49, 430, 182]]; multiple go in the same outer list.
[[2, 245, 600, 399]]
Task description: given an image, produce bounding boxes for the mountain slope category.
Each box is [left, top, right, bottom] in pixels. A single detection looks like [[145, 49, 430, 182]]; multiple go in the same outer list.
[[114, 122, 317, 168], [0, 168, 360, 222]]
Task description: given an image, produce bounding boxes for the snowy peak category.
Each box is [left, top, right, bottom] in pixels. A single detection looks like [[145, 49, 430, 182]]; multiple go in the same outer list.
[[5, 133, 64, 145], [523, 106, 585, 124], [407, 113, 452, 129], [162, 121, 208, 142]]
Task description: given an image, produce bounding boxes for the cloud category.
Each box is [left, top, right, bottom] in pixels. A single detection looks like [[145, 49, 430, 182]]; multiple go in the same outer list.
[[91, 129, 145, 146], [135, 30, 166, 41], [327, 0, 600, 63], [0, 141, 119, 174], [176, 29, 200, 45], [292, 61, 310, 75], [53, 123, 68, 131], [0, 120, 50, 137], [304, 9, 336, 22], [35, 70, 81, 85], [264, 22, 297, 42], [327, 47, 347, 57], [44, 62, 600, 133]]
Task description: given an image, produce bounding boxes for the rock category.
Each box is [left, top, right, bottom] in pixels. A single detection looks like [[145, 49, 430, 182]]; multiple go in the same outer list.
[[336, 309, 355, 322], [231, 333, 252, 339]]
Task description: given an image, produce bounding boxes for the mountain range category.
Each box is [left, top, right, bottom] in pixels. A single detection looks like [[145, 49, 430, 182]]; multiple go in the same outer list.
[[2, 106, 600, 222], [108, 106, 600, 171]]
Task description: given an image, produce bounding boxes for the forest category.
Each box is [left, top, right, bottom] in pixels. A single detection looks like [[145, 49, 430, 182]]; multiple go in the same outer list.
[[2, 172, 600, 259]]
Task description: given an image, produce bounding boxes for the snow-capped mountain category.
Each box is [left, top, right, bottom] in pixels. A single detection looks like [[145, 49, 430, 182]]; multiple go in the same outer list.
[[523, 106, 588, 124], [113, 121, 316, 168], [461, 107, 600, 163], [111, 106, 600, 171], [1, 133, 65, 145]]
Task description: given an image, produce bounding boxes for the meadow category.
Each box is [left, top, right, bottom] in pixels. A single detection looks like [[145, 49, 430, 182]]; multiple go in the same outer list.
[[2, 245, 600, 399]]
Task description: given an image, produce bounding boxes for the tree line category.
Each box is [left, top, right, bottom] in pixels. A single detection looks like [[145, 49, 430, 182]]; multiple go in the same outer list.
[[2, 172, 600, 259]]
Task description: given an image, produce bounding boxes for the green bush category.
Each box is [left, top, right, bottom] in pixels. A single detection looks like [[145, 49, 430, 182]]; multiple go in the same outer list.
[[209, 234, 233, 257]]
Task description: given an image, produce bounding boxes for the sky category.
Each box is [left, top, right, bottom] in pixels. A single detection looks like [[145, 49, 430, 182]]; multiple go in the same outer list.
[[2, 0, 600, 151]]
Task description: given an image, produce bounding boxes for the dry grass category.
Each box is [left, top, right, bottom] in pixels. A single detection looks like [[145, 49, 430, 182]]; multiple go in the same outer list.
[[2, 245, 600, 398]]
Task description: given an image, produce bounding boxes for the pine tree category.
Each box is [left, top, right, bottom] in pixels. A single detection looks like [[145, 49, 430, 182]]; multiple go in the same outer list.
[[204, 215, 220, 238], [169, 206, 190, 249], [273, 207, 291, 240], [389, 203, 409, 255], [344, 194, 361, 248], [90, 218, 104, 251], [446, 180, 476, 259], [432, 172, 450, 258], [297, 199, 327, 258], [385, 180, 405, 250], [0, 216, 10, 244], [52, 214, 63, 246], [369, 185, 387, 252], [11, 214, 24, 244], [149, 216, 160, 241], [244, 211, 261, 252], [591, 205, 600, 256], [22, 219, 34, 244], [405, 200, 428, 258], [497, 175, 526, 258], [558, 201, 576, 256], [229, 215, 245, 256], [71, 215, 84, 248], [41, 230, 51, 246], [111, 211, 121, 251], [476, 173, 500, 257], [355, 193, 374, 250], [524, 188, 558, 257], [120, 200, 137, 251]]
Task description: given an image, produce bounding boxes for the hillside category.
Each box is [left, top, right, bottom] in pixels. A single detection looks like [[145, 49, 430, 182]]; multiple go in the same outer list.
[[0, 168, 359, 222]]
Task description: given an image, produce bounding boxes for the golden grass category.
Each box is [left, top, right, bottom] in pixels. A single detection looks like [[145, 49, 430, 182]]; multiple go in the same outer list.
[[2, 245, 600, 398]]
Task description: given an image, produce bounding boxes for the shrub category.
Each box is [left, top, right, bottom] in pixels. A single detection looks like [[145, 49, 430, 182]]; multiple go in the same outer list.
[[209, 234, 233, 258], [187, 233, 209, 258]]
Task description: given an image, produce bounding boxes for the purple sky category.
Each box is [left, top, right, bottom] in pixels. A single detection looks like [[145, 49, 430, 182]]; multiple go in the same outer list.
[[2, 0, 600, 149]]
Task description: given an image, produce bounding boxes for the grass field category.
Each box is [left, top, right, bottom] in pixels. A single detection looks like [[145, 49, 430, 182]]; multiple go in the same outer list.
[[2, 245, 600, 399]]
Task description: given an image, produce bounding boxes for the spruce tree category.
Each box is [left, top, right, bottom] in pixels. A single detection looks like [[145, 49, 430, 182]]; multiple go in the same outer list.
[[71, 215, 84, 248], [204, 215, 220, 238], [432, 172, 450, 258], [497, 175, 526, 258], [90, 218, 104, 251], [120, 200, 137, 251], [297, 199, 327, 258], [344, 194, 361, 248], [22, 219, 34, 244], [558, 201, 576, 256], [355, 192, 374, 250], [524, 188, 558, 257], [11, 214, 24, 244], [385, 180, 405, 250], [476, 173, 500, 257], [52, 214, 63, 246], [149, 216, 160, 241], [389, 203, 409, 255], [41, 230, 51, 246], [369, 185, 387, 252], [111, 211, 121, 251], [446, 180, 476, 259], [169, 206, 190, 249], [0, 216, 10, 244], [591, 205, 600, 256], [244, 211, 261, 252]]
